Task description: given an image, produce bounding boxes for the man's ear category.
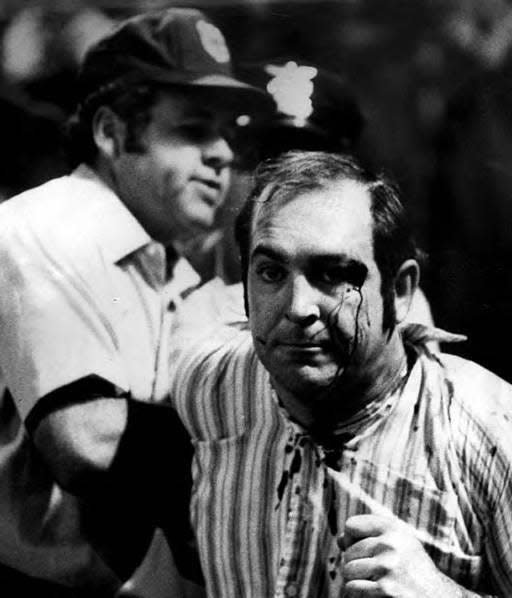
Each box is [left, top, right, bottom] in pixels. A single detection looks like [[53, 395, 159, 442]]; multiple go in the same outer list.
[[394, 259, 420, 324], [92, 106, 126, 159]]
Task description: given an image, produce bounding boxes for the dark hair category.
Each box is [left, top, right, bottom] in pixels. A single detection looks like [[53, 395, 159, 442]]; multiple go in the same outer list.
[[234, 150, 418, 331], [64, 82, 159, 167]]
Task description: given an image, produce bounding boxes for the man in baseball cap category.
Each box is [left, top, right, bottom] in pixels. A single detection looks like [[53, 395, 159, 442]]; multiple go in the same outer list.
[[0, 7, 269, 598]]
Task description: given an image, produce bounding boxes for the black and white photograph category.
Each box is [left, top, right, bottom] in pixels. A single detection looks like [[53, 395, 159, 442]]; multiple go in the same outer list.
[[0, 1, 510, 597]]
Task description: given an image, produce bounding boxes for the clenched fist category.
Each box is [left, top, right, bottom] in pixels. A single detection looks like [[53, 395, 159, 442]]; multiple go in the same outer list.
[[341, 514, 483, 597]]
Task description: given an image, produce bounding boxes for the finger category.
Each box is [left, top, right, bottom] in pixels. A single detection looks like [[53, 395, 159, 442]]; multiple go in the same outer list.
[[344, 514, 392, 546], [343, 579, 380, 597], [343, 556, 376, 581], [344, 537, 379, 562]]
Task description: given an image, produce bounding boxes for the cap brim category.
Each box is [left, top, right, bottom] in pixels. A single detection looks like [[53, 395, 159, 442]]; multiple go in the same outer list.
[[155, 72, 275, 116]]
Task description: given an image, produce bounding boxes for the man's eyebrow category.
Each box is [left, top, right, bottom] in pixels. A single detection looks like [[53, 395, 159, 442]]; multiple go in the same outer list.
[[178, 111, 212, 121], [310, 255, 364, 268], [250, 246, 288, 263], [251, 247, 365, 268], [173, 101, 216, 118]]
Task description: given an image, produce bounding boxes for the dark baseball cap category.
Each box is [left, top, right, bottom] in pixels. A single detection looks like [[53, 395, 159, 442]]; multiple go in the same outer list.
[[77, 8, 274, 115]]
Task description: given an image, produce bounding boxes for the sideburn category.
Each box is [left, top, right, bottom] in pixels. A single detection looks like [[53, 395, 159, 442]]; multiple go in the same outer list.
[[381, 281, 396, 337]]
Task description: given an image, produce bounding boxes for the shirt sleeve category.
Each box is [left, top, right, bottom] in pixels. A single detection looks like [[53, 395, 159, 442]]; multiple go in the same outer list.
[[0, 226, 128, 420], [464, 370, 512, 596], [484, 446, 512, 595], [168, 325, 253, 440]]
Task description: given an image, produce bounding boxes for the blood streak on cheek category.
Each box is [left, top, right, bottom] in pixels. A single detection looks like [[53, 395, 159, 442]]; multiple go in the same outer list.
[[353, 286, 368, 341], [327, 286, 364, 358]]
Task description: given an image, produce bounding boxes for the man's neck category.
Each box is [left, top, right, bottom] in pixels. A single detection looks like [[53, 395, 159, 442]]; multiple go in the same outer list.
[[275, 333, 409, 435]]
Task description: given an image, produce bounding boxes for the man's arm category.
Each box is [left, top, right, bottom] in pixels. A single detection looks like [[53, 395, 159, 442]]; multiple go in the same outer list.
[[30, 388, 197, 582], [31, 393, 149, 579], [32, 396, 127, 493], [0, 211, 200, 582]]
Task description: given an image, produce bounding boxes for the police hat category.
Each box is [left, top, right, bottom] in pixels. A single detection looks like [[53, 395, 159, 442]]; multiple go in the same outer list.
[[77, 8, 273, 115], [236, 59, 364, 157]]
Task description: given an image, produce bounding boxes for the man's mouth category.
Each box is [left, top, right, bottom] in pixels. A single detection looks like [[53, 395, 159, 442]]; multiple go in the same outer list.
[[194, 179, 222, 206], [282, 341, 322, 347], [278, 340, 332, 352]]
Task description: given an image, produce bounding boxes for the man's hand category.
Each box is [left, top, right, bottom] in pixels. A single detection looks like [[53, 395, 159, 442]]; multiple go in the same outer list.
[[342, 514, 478, 597]]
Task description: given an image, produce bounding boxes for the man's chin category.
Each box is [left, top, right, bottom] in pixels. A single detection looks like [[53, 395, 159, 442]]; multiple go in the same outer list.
[[275, 366, 342, 398], [176, 220, 219, 247]]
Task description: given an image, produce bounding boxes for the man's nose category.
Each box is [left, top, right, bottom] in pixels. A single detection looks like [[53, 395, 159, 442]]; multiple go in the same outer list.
[[202, 135, 234, 174], [285, 275, 321, 325]]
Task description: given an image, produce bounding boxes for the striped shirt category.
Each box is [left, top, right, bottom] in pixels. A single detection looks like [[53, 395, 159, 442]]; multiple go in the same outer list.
[[169, 326, 512, 597]]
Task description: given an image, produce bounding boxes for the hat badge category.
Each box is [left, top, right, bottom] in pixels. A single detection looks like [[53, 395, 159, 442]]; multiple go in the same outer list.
[[196, 20, 230, 64], [266, 61, 318, 126]]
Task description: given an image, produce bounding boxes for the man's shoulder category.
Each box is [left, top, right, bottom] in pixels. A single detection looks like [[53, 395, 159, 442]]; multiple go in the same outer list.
[[172, 325, 256, 379], [170, 324, 263, 399], [435, 351, 512, 440], [0, 169, 119, 265], [0, 174, 70, 218], [169, 326, 265, 437], [0, 171, 94, 239], [438, 352, 512, 397]]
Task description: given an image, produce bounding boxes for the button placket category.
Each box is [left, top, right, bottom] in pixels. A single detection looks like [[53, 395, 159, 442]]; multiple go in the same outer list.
[[275, 486, 301, 597]]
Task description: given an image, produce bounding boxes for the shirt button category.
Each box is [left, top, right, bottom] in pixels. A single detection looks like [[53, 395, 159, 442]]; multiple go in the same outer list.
[[168, 300, 177, 311], [285, 584, 297, 596]]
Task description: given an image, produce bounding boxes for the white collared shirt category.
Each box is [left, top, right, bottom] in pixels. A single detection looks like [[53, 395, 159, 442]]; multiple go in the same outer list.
[[0, 165, 199, 589]]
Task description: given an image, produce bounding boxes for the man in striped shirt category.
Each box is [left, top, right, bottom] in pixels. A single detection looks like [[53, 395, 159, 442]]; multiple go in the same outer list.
[[169, 150, 512, 597]]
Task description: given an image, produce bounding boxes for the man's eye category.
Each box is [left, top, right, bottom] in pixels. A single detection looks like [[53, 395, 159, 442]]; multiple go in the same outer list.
[[177, 121, 236, 144], [256, 264, 285, 284], [316, 263, 368, 288], [319, 267, 345, 285], [179, 124, 210, 142]]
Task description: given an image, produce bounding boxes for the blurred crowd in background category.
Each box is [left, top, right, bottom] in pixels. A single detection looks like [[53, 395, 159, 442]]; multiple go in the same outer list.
[[1, 0, 512, 381]]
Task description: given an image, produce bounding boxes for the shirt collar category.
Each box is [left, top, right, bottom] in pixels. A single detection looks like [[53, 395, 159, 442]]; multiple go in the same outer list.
[[74, 165, 201, 294], [74, 164, 152, 264], [165, 254, 201, 297], [272, 358, 410, 450]]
